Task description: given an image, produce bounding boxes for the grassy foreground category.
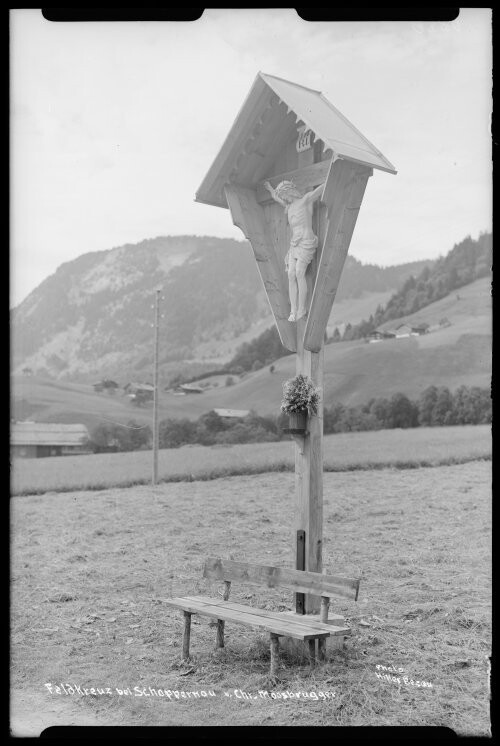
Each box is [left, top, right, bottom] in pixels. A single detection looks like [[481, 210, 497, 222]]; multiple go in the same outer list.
[[11, 424, 491, 496], [11, 461, 491, 733]]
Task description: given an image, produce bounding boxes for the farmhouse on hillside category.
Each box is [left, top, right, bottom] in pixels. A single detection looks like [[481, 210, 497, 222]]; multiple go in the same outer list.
[[93, 379, 119, 393], [124, 382, 155, 404], [411, 322, 430, 335], [11, 422, 91, 459], [369, 328, 396, 342], [369, 320, 432, 344], [393, 324, 413, 338], [179, 383, 204, 394]]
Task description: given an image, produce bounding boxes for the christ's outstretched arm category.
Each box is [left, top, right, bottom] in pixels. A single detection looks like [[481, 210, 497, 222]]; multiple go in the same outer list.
[[304, 183, 324, 203], [264, 181, 287, 208]]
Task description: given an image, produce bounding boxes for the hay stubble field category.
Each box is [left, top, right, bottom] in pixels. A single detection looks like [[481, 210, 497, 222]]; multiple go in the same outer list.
[[10, 426, 491, 735]]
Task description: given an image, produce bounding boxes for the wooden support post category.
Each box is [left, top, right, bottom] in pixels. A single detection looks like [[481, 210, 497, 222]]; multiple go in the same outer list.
[[270, 633, 280, 677], [216, 581, 231, 648], [295, 530, 305, 615], [308, 639, 316, 668], [318, 596, 330, 661], [320, 596, 330, 623], [294, 316, 323, 614], [215, 622, 224, 649], [182, 611, 191, 660], [317, 638, 326, 661]]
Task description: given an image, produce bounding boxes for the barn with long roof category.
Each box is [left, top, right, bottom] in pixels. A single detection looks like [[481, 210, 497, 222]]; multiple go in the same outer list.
[[11, 422, 91, 459]]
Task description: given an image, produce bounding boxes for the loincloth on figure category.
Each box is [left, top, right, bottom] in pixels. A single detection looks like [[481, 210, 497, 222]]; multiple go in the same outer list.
[[285, 235, 319, 269]]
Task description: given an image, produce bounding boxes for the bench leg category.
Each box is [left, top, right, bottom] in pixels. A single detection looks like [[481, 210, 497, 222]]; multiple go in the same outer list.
[[270, 633, 279, 678], [317, 638, 326, 661], [216, 619, 225, 648], [308, 639, 316, 668], [182, 611, 192, 660]]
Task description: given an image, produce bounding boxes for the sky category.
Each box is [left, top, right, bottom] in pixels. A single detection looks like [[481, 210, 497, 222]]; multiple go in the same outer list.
[[10, 9, 492, 307]]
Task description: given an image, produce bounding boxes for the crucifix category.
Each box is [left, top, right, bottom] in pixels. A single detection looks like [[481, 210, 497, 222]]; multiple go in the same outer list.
[[195, 72, 396, 614], [263, 178, 324, 322]]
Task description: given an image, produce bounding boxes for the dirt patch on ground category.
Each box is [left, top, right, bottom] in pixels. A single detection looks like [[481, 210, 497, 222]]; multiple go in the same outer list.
[[10, 689, 110, 736]]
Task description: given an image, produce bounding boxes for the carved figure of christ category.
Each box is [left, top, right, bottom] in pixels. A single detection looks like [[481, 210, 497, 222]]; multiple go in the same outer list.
[[264, 180, 325, 321]]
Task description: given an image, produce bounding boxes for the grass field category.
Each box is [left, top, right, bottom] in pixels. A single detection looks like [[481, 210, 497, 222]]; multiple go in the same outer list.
[[11, 459, 491, 734], [11, 425, 491, 496]]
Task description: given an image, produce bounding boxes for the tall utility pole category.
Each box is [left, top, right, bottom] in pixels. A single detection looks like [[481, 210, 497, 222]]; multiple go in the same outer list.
[[152, 287, 161, 485]]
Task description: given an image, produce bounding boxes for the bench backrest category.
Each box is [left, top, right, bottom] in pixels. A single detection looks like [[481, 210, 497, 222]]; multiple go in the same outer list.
[[203, 557, 360, 601]]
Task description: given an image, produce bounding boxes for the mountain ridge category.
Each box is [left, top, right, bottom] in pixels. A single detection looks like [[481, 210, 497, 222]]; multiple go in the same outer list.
[[12, 234, 433, 382]]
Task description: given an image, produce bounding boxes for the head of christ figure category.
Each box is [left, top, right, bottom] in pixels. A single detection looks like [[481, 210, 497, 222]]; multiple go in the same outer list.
[[274, 180, 302, 203]]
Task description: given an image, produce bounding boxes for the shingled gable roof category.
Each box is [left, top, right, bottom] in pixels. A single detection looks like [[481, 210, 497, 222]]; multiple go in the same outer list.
[[11, 422, 90, 447], [195, 72, 396, 209]]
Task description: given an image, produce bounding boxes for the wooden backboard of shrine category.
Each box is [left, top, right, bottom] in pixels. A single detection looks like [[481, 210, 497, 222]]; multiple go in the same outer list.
[[196, 73, 396, 354]]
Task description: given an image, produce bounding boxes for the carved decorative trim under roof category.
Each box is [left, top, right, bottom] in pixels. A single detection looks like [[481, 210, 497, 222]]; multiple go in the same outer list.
[[195, 72, 396, 209]]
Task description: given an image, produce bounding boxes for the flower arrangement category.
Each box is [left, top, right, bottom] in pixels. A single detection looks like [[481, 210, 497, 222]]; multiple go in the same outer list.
[[280, 373, 320, 416]]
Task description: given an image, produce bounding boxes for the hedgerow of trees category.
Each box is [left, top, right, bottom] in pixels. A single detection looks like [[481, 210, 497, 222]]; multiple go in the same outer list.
[[89, 385, 491, 451], [226, 326, 293, 372], [90, 420, 152, 453]]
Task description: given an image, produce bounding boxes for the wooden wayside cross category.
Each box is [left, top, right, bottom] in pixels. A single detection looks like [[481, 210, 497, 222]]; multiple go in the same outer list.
[[195, 72, 396, 613]]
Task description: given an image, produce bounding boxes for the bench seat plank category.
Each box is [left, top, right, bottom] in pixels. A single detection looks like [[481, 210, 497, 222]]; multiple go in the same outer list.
[[180, 595, 351, 636], [163, 597, 331, 641]]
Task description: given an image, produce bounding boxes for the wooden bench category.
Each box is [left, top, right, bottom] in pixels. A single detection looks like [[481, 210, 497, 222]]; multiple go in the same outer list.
[[162, 557, 361, 676]]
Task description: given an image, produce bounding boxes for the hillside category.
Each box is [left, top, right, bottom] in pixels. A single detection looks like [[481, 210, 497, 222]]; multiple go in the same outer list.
[[217, 233, 491, 373], [11, 236, 268, 380], [188, 290, 395, 364], [12, 277, 490, 430], [220, 277, 491, 413], [341, 232, 492, 341], [11, 235, 431, 382]]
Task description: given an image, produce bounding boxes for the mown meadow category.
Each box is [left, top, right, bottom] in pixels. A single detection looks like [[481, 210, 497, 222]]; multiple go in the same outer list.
[[10, 425, 491, 734], [11, 424, 491, 496]]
